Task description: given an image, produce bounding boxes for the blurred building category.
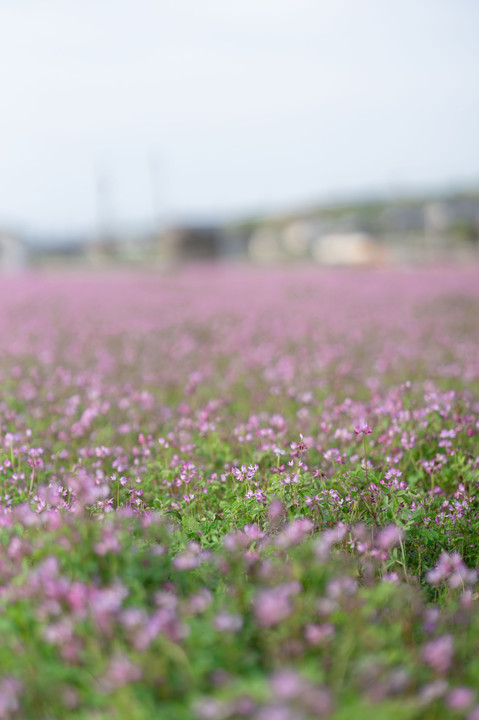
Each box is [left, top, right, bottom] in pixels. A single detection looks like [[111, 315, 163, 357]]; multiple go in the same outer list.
[[237, 189, 479, 267], [7, 188, 479, 269], [0, 231, 28, 273], [312, 232, 380, 266], [27, 237, 90, 268], [159, 225, 221, 261], [152, 225, 247, 264]]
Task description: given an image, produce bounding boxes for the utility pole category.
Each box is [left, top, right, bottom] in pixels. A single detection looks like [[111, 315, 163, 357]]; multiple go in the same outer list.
[[95, 164, 116, 261], [148, 152, 162, 232], [96, 166, 112, 241]]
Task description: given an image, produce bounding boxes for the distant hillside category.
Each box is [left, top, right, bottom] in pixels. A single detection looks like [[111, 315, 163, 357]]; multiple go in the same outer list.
[[228, 187, 479, 241]]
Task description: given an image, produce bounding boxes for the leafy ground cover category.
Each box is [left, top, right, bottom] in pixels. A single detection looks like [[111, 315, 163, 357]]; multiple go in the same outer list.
[[0, 265, 479, 719]]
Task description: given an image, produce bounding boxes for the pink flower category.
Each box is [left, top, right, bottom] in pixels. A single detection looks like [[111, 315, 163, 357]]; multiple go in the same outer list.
[[0, 677, 23, 717], [377, 524, 404, 551], [213, 612, 243, 633], [304, 623, 335, 646], [426, 552, 477, 589], [354, 423, 372, 436], [447, 687, 475, 711], [98, 654, 142, 693], [422, 635, 454, 674], [468, 705, 479, 720], [253, 582, 300, 628]]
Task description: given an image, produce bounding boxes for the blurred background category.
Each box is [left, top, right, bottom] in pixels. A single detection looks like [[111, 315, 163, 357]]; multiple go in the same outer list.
[[0, 0, 478, 270]]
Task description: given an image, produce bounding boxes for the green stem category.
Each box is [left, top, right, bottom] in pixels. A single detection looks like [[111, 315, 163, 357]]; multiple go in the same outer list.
[[362, 435, 369, 484]]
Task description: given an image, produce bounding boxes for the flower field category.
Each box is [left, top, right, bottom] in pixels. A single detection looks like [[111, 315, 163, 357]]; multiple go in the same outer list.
[[1, 265, 479, 719]]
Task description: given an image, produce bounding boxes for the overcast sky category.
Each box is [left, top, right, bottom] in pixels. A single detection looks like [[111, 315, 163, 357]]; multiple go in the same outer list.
[[0, 0, 478, 235]]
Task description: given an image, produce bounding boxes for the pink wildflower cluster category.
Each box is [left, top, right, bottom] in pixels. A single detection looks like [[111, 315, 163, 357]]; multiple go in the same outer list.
[[426, 552, 477, 589], [0, 266, 476, 717]]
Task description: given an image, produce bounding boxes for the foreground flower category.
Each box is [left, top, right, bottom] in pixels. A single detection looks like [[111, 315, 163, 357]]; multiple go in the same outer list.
[[253, 582, 301, 628]]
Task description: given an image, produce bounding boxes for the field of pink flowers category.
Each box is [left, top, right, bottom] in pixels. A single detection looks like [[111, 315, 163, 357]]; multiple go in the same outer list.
[[1, 265, 479, 719]]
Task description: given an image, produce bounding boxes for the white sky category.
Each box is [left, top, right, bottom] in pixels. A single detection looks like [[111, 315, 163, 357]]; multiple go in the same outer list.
[[0, 0, 478, 235]]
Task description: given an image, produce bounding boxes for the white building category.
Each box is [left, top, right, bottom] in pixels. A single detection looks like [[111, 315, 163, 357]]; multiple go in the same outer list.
[[0, 232, 27, 273], [312, 232, 378, 266]]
